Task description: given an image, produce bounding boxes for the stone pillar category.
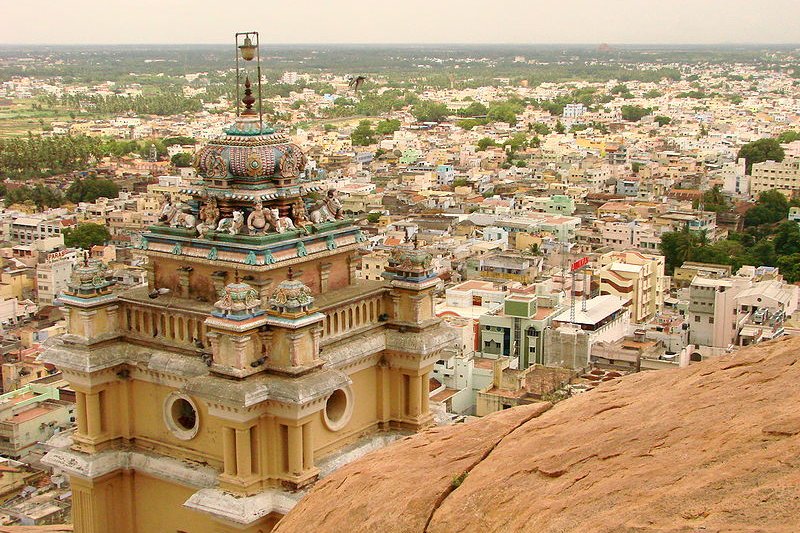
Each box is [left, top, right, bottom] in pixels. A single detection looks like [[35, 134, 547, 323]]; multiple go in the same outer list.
[[411, 295, 424, 323], [288, 332, 303, 367], [79, 310, 97, 340], [177, 268, 191, 298], [319, 262, 332, 293], [311, 327, 322, 360], [106, 305, 119, 334], [211, 272, 228, 296], [251, 278, 274, 308], [232, 335, 251, 369], [235, 427, 252, 478], [287, 424, 303, 476], [391, 294, 401, 321], [347, 253, 358, 284], [85, 392, 102, 437], [145, 262, 155, 289], [420, 371, 430, 416], [223, 427, 237, 476], [408, 374, 421, 418], [302, 423, 313, 471], [75, 391, 88, 436]]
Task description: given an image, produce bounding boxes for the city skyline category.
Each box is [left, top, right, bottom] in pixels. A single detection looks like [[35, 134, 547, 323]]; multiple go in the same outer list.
[[2, 0, 800, 46]]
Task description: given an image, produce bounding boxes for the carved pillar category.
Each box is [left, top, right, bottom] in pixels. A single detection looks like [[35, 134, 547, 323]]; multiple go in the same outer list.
[[79, 310, 97, 339], [232, 335, 251, 369], [311, 327, 322, 360], [287, 424, 303, 476], [235, 426, 253, 478], [391, 294, 401, 321], [411, 295, 424, 323], [319, 262, 332, 293], [85, 392, 102, 437], [145, 262, 155, 289], [106, 305, 119, 334], [347, 253, 358, 284], [251, 278, 274, 308], [288, 332, 303, 367], [75, 391, 88, 436], [223, 426, 237, 476], [302, 423, 313, 471], [177, 268, 191, 298], [211, 272, 228, 296], [408, 374, 421, 418]]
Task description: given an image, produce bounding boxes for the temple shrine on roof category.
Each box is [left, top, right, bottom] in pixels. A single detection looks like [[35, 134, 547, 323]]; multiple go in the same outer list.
[[39, 34, 456, 533]]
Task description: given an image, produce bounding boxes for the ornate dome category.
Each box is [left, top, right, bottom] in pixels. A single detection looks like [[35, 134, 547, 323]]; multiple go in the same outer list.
[[66, 258, 114, 297], [212, 281, 263, 320], [384, 249, 435, 281], [194, 117, 307, 182], [268, 278, 314, 317]]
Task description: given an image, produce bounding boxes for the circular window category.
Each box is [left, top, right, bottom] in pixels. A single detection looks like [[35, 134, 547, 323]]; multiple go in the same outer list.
[[323, 387, 353, 432], [164, 393, 200, 440]]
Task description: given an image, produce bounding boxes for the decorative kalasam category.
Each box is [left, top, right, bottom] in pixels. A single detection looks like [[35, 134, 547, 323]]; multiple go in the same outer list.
[[213, 281, 263, 319]]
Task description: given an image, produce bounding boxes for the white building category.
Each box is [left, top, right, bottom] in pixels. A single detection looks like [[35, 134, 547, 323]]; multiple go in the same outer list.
[[36, 249, 78, 306]]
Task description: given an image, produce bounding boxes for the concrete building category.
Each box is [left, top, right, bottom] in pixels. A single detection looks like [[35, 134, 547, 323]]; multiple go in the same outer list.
[[750, 157, 800, 197], [0, 384, 74, 460], [8, 215, 70, 246], [687, 276, 748, 349], [595, 250, 667, 323], [543, 295, 630, 369], [35, 250, 78, 306], [477, 285, 563, 369], [357, 249, 390, 281]]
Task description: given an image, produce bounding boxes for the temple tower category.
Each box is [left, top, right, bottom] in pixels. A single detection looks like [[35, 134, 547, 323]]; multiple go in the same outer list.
[[40, 33, 455, 533]]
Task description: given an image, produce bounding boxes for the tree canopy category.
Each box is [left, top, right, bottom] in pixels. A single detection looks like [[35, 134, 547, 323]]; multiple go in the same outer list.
[[620, 105, 652, 122], [63, 223, 111, 250], [66, 177, 120, 204], [350, 120, 375, 146], [737, 138, 785, 174], [170, 153, 193, 168], [411, 101, 450, 122], [744, 190, 789, 227]]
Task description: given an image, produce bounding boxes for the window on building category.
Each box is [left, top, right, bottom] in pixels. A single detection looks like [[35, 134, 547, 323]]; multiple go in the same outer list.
[[709, 317, 714, 324]]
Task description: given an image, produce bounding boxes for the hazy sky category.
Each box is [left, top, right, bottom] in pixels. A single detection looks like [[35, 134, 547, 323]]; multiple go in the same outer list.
[[2, 0, 800, 45]]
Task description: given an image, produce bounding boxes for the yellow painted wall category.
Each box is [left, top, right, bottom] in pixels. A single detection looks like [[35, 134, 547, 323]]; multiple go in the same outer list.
[[128, 380, 223, 466]]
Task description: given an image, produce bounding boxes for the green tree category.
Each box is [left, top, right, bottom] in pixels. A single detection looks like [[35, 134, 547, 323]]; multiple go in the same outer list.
[[744, 190, 789, 226], [374, 119, 401, 136], [66, 178, 119, 204], [654, 115, 672, 127], [693, 185, 730, 213], [366, 212, 381, 223], [63, 223, 111, 250], [620, 105, 651, 122], [350, 120, 375, 146], [773, 221, 800, 254], [411, 101, 449, 122], [457, 102, 488, 117], [530, 122, 551, 135], [738, 138, 785, 174], [487, 100, 523, 124], [555, 120, 565, 134], [476, 138, 497, 151], [777, 130, 800, 144], [171, 152, 193, 168]]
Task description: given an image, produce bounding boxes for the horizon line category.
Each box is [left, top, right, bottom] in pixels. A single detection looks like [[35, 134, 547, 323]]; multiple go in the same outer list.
[[1, 41, 799, 47]]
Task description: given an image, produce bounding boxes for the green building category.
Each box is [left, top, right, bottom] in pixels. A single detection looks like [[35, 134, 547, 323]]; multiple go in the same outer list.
[[478, 290, 563, 368]]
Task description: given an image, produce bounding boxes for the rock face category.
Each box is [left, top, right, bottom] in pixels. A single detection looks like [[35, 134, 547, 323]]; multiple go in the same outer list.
[[276, 337, 800, 533]]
